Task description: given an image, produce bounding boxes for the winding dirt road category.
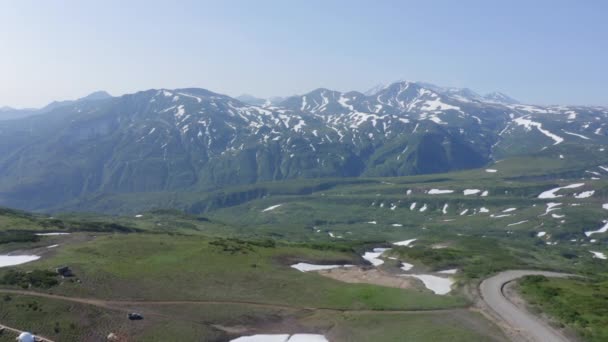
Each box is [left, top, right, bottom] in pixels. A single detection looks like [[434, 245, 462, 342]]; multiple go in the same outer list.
[[479, 270, 573, 342]]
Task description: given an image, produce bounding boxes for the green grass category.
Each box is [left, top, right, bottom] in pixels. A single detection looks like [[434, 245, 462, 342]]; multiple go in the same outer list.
[[17, 233, 465, 311], [518, 275, 608, 342]]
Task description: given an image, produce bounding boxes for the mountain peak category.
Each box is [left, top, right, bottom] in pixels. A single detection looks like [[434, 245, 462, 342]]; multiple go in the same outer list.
[[483, 91, 519, 104], [80, 91, 112, 101]]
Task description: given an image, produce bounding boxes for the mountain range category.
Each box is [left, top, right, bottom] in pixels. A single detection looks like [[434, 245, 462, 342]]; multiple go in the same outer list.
[[0, 81, 606, 211]]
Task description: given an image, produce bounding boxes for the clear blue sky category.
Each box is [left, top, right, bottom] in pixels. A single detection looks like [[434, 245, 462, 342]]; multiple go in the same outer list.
[[1, 0, 606, 108]]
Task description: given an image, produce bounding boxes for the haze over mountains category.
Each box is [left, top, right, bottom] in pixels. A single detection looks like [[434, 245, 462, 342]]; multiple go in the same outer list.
[[0, 81, 606, 212]]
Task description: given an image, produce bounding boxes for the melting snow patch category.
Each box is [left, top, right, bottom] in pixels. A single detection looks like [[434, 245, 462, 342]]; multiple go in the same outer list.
[[507, 220, 528, 226], [262, 204, 282, 212], [603, 204, 608, 210], [362, 248, 391, 266], [460, 209, 469, 216], [485, 169, 497, 173], [438, 269, 458, 274], [513, 117, 563, 145], [291, 263, 353, 272], [35, 232, 71, 236], [590, 251, 607, 260], [538, 183, 584, 199], [537, 232, 546, 237], [46, 244, 59, 249], [135, 214, 143, 218], [502, 208, 517, 213], [287, 335, 330, 342], [410, 202, 417, 210], [463, 189, 481, 196], [367, 221, 377, 225], [552, 213, 565, 219], [391, 223, 403, 227], [541, 202, 562, 216], [574, 190, 595, 199], [393, 239, 417, 247], [400, 262, 414, 271], [479, 207, 490, 213], [428, 189, 454, 194], [481, 190, 489, 197], [0, 255, 40, 268], [585, 221, 608, 237], [442, 203, 449, 214], [231, 335, 290, 342], [404, 274, 454, 295], [562, 130, 590, 140], [419, 204, 428, 212]]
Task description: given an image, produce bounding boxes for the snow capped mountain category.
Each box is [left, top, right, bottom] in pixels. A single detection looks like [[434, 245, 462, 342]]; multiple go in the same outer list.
[[0, 81, 605, 210], [483, 91, 519, 104]]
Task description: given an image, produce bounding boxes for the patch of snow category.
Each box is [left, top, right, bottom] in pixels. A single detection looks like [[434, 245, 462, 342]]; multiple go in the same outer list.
[[538, 183, 584, 199], [442, 203, 449, 214], [585, 222, 608, 237], [562, 130, 590, 140], [46, 244, 59, 249], [541, 202, 562, 216], [404, 274, 454, 295], [262, 204, 282, 212], [362, 248, 391, 266], [479, 207, 490, 213], [410, 202, 417, 210], [463, 189, 481, 195], [513, 117, 563, 145], [574, 190, 595, 199], [481, 190, 489, 197], [35, 232, 71, 236], [503, 208, 517, 213], [590, 251, 607, 260], [393, 239, 417, 247], [460, 209, 469, 216], [391, 223, 403, 227], [537, 232, 546, 237], [231, 335, 290, 342], [400, 262, 414, 271], [0, 255, 40, 268], [438, 269, 458, 274], [428, 189, 454, 194], [419, 204, 428, 212], [485, 169, 497, 173], [507, 220, 528, 226], [288, 334, 329, 342], [291, 263, 353, 272]]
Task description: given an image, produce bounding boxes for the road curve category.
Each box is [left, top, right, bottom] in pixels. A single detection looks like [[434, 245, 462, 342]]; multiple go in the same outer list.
[[480, 270, 572, 342]]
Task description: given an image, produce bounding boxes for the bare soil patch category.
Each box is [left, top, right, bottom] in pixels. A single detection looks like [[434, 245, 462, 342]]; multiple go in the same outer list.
[[317, 267, 413, 289]]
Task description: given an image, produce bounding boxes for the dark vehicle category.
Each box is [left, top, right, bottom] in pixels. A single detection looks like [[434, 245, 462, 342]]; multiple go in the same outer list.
[[128, 313, 143, 320]]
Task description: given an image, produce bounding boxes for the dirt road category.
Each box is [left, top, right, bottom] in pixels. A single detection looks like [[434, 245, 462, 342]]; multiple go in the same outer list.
[[479, 270, 572, 342]]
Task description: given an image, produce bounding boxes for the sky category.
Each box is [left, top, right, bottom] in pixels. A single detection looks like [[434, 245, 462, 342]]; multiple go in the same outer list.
[[1, 0, 607, 108]]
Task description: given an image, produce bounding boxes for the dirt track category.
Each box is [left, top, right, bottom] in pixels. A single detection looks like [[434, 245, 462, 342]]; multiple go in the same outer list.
[[0, 288, 461, 315]]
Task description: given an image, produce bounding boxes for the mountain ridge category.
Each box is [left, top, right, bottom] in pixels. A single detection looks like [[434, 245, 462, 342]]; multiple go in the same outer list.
[[0, 81, 606, 212]]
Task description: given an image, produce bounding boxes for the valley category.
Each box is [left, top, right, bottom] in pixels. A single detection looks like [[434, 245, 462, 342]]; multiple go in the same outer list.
[[0, 149, 607, 340]]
